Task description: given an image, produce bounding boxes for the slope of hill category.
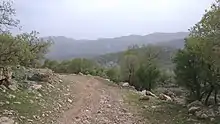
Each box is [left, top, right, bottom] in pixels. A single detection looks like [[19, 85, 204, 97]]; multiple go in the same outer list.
[[93, 45, 178, 69], [45, 32, 188, 60]]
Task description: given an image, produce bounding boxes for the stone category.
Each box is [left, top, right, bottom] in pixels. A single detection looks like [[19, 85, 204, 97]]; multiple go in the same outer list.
[[200, 113, 208, 119], [146, 91, 158, 98], [151, 106, 157, 109], [142, 105, 148, 109], [107, 104, 111, 108], [188, 107, 201, 114], [159, 93, 172, 101], [140, 90, 147, 96], [30, 84, 42, 90], [79, 72, 83, 75], [8, 94, 15, 99], [14, 101, 21, 104], [210, 118, 215, 122], [163, 90, 176, 98], [29, 100, 34, 104], [122, 83, 129, 87], [67, 98, 73, 103], [0, 117, 14, 124]]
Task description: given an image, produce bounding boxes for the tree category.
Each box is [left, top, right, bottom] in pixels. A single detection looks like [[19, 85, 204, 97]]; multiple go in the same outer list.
[[0, 33, 23, 66], [120, 53, 139, 86], [136, 62, 160, 91], [0, 32, 52, 67], [106, 67, 121, 83], [15, 31, 53, 67], [0, 0, 19, 32], [173, 0, 220, 104]]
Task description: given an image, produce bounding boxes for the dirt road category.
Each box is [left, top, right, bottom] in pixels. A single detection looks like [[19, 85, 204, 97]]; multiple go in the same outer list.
[[56, 74, 144, 124]]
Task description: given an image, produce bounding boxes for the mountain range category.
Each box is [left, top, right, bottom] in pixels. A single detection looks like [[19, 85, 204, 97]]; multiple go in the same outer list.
[[45, 32, 189, 60]]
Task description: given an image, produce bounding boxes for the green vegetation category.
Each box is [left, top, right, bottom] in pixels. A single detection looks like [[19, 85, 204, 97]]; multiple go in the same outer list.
[[0, 0, 52, 68], [173, 0, 220, 105]]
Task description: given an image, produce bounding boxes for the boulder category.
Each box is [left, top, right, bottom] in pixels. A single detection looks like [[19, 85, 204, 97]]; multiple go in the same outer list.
[[159, 93, 172, 101], [188, 107, 201, 114], [122, 82, 129, 87], [163, 90, 176, 98], [28, 72, 50, 82], [146, 91, 158, 98], [140, 90, 147, 96], [79, 72, 83, 75]]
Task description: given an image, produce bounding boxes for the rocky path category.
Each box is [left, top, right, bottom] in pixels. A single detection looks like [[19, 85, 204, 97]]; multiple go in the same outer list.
[[56, 75, 143, 124]]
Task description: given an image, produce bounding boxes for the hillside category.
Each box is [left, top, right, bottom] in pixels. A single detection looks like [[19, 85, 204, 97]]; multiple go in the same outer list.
[[94, 45, 178, 69], [46, 32, 188, 60]]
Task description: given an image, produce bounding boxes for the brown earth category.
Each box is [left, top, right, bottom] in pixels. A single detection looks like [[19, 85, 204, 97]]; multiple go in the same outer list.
[[55, 74, 144, 124]]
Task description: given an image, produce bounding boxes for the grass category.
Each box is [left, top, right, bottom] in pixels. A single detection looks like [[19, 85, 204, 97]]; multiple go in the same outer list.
[[124, 91, 219, 124]]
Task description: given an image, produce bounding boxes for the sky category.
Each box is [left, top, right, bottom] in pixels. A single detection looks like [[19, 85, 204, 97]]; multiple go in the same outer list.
[[14, 0, 214, 40]]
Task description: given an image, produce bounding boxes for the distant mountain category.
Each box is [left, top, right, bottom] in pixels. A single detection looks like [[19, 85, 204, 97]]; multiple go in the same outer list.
[[45, 32, 188, 60]]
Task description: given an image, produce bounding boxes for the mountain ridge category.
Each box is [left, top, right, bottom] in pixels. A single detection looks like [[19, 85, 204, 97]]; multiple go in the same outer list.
[[45, 32, 189, 60]]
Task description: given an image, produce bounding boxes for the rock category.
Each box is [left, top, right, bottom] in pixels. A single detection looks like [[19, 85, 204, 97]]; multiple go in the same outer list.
[[163, 90, 176, 98], [146, 91, 158, 98], [188, 107, 201, 114], [122, 83, 129, 87], [142, 105, 148, 109], [59, 80, 63, 83], [140, 90, 146, 96], [151, 106, 157, 109], [8, 94, 15, 99], [0, 116, 14, 124], [14, 101, 21, 104], [79, 72, 83, 75], [27, 119, 33, 122], [210, 118, 215, 122], [187, 100, 203, 109], [3, 110, 13, 115], [159, 93, 172, 101], [107, 104, 111, 108], [130, 86, 136, 90], [5, 101, 9, 104], [29, 100, 34, 104], [139, 96, 150, 101], [200, 113, 208, 119], [30, 84, 42, 90], [20, 116, 25, 119], [67, 98, 73, 103]]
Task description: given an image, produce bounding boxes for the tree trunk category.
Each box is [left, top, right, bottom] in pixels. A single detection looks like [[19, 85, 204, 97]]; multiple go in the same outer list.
[[205, 87, 214, 105], [200, 91, 207, 101], [214, 89, 218, 104], [128, 73, 132, 85]]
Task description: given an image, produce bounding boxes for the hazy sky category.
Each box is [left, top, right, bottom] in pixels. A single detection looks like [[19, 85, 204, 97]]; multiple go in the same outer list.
[[15, 0, 214, 39]]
